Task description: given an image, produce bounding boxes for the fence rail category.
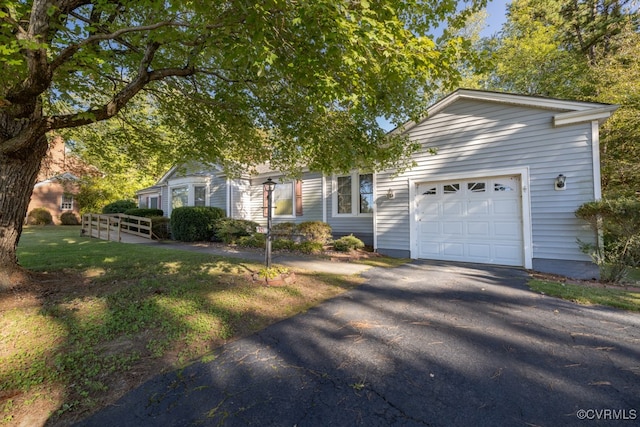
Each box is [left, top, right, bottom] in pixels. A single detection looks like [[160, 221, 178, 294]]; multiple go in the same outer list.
[[81, 213, 153, 242]]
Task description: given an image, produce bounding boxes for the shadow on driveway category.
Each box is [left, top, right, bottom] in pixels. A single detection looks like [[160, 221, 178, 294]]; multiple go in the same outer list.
[[74, 261, 640, 426]]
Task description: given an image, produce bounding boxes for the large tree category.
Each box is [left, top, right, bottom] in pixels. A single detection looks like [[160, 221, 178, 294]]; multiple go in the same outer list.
[[462, 0, 639, 195], [0, 0, 483, 288]]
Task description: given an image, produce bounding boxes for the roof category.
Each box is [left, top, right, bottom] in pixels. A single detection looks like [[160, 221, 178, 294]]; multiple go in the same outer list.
[[391, 89, 619, 135]]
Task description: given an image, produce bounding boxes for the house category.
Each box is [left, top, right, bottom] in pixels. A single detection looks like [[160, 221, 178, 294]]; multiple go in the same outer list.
[[139, 89, 617, 279], [27, 136, 97, 224]]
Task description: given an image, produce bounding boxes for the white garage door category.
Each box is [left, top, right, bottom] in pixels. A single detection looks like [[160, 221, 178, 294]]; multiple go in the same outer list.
[[416, 175, 524, 266]]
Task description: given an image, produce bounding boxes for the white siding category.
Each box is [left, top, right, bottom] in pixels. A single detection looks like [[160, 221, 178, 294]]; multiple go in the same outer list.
[[377, 99, 597, 262], [248, 173, 325, 226]]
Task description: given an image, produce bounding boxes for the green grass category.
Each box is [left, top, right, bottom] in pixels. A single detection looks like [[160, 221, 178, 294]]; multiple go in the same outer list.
[[2, 226, 364, 425], [528, 279, 640, 312]]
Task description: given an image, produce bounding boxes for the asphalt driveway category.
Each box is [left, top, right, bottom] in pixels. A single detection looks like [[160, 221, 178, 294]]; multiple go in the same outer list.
[[76, 261, 640, 426]]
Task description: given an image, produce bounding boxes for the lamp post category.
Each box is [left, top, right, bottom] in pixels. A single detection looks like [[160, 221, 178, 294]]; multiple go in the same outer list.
[[262, 178, 276, 269]]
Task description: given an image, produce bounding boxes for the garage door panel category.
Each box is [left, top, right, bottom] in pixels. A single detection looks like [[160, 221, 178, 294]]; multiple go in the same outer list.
[[494, 222, 520, 238], [493, 199, 519, 215], [443, 201, 463, 215], [494, 244, 522, 264], [467, 222, 490, 236], [443, 222, 463, 235], [468, 243, 491, 258], [419, 222, 439, 235], [416, 175, 524, 267], [468, 200, 489, 214], [419, 242, 440, 256], [442, 243, 464, 256]]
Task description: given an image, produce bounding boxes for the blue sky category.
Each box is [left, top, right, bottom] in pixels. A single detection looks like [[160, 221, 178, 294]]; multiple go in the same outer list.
[[481, 0, 510, 37]]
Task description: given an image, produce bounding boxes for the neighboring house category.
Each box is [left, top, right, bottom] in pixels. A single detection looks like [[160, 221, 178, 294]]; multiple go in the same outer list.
[[138, 89, 618, 279], [27, 136, 97, 224]]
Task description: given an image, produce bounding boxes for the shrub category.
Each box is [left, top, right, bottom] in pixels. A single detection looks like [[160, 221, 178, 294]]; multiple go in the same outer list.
[[27, 208, 53, 225], [297, 221, 332, 243], [214, 218, 259, 244], [170, 206, 226, 242], [333, 234, 365, 252], [124, 208, 163, 218], [59, 212, 80, 225], [297, 241, 324, 254], [575, 197, 640, 282], [102, 200, 137, 214], [271, 222, 297, 240], [272, 238, 297, 251], [150, 216, 171, 240], [237, 233, 266, 248]]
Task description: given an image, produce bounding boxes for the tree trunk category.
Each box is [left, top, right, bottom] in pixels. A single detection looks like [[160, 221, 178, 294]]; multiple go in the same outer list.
[[0, 117, 49, 290]]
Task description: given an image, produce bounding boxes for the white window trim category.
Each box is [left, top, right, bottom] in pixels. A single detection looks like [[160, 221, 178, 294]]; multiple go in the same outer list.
[[331, 171, 374, 218], [167, 177, 210, 216], [272, 180, 296, 219], [60, 194, 74, 210]]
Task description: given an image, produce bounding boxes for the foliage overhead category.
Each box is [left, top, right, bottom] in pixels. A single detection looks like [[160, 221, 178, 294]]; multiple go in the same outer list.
[[1, 0, 487, 176]]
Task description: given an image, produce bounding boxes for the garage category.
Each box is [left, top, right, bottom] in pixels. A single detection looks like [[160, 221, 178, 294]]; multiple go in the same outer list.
[[415, 175, 524, 267]]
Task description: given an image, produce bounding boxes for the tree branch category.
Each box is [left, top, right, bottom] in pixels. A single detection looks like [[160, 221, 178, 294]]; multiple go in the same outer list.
[[49, 42, 195, 130], [50, 20, 177, 72]]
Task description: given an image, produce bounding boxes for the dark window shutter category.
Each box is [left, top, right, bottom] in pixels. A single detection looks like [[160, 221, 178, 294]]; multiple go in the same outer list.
[[295, 180, 303, 216]]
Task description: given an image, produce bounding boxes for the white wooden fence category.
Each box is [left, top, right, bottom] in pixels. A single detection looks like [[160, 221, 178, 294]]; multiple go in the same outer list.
[[81, 213, 154, 242]]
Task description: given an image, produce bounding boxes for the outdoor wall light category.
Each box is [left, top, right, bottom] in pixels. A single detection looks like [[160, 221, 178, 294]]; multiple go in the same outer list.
[[386, 188, 395, 199], [554, 174, 567, 191]]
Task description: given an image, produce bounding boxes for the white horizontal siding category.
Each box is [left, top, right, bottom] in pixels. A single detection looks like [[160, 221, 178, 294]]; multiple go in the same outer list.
[[377, 99, 598, 262]]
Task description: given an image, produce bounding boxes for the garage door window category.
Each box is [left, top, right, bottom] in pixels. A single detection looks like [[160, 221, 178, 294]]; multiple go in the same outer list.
[[494, 182, 515, 192], [468, 182, 486, 192], [443, 183, 460, 194]]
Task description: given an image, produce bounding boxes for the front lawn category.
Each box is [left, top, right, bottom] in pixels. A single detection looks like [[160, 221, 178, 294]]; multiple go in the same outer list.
[[528, 279, 640, 312], [1, 226, 364, 426]]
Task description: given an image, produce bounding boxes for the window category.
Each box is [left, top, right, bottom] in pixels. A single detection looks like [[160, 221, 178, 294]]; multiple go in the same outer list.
[[194, 186, 206, 207], [333, 172, 374, 216], [273, 181, 294, 216], [359, 174, 373, 214], [422, 187, 437, 195], [443, 183, 460, 194], [171, 186, 188, 209], [494, 182, 515, 192], [149, 196, 158, 209], [337, 176, 353, 214], [60, 194, 73, 210], [468, 182, 486, 193]]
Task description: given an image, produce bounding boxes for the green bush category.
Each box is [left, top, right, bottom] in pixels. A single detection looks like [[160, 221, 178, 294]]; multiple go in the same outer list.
[[214, 218, 259, 244], [102, 200, 137, 214], [150, 216, 171, 240], [59, 212, 80, 225], [170, 206, 226, 242], [297, 221, 332, 243], [124, 208, 163, 218], [271, 222, 297, 240], [333, 234, 365, 252], [237, 233, 266, 248], [272, 238, 297, 251], [297, 241, 324, 254], [27, 208, 53, 225], [575, 197, 640, 282]]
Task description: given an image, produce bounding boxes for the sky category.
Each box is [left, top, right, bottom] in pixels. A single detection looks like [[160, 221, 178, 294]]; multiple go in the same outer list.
[[481, 0, 510, 37]]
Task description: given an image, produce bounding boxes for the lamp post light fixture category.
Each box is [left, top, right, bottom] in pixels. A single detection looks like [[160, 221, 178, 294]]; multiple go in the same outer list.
[[262, 178, 277, 268]]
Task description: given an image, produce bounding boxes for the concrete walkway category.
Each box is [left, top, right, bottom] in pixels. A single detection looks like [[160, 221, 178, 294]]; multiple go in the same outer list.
[[97, 233, 373, 276]]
